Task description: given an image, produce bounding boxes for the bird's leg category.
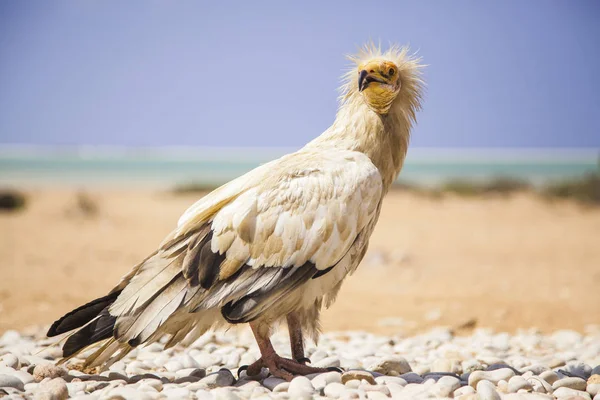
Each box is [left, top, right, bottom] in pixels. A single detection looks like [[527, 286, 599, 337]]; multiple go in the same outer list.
[[245, 321, 330, 381], [287, 312, 310, 365]]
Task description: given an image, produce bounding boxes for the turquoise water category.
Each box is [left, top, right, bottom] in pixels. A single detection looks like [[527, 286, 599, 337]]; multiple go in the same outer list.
[[0, 146, 598, 188]]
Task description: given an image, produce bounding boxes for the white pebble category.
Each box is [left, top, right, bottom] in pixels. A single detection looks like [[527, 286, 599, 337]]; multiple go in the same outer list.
[[508, 375, 533, 393], [324, 382, 346, 398], [288, 375, 315, 398], [552, 376, 587, 391], [369, 356, 411, 375], [0, 373, 25, 391], [432, 375, 461, 397], [469, 368, 516, 387], [0, 354, 20, 369], [476, 379, 501, 400]]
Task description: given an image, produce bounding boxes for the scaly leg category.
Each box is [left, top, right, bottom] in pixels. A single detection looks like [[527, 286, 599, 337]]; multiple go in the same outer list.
[[287, 312, 310, 364], [245, 321, 329, 381]]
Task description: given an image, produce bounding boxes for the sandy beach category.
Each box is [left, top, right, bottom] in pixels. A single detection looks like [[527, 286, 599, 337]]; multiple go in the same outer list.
[[1, 189, 599, 336]]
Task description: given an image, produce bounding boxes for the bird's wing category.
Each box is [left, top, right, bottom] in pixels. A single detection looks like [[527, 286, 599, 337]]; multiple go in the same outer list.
[[103, 149, 382, 345]]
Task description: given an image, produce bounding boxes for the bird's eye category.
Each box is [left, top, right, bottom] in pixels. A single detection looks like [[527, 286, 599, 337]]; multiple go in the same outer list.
[[388, 68, 396, 76]]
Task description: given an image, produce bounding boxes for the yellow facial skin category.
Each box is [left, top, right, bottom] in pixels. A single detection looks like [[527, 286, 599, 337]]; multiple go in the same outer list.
[[358, 60, 401, 115]]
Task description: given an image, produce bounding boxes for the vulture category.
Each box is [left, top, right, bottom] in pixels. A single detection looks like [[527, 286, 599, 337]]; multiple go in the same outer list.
[[48, 43, 424, 380]]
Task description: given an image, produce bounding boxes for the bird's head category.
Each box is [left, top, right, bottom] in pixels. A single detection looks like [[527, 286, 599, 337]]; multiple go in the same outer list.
[[341, 43, 424, 117], [357, 59, 402, 114]]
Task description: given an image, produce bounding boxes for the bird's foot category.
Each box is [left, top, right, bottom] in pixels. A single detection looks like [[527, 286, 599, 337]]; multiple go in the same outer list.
[[246, 355, 330, 381]]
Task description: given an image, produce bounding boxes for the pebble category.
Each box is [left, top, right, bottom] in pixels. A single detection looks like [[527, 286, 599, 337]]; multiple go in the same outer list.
[[313, 356, 341, 368], [552, 386, 592, 399], [199, 369, 235, 388], [399, 372, 424, 384], [38, 378, 68, 400], [509, 375, 534, 392], [552, 376, 588, 391], [469, 367, 516, 387], [288, 376, 315, 397], [0, 373, 25, 391], [369, 356, 411, 375], [432, 357, 462, 374], [311, 371, 342, 390], [324, 382, 346, 397], [0, 354, 20, 369], [341, 370, 376, 385], [431, 375, 461, 397], [477, 379, 502, 400], [0, 326, 597, 399], [32, 364, 67, 382]]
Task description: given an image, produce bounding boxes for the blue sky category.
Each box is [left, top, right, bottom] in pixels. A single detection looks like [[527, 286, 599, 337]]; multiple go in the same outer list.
[[0, 1, 599, 148]]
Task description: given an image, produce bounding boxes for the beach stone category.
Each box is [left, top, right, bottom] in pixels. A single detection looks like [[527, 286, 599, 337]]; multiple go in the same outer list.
[[476, 379, 501, 400], [33, 364, 67, 382], [262, 377, 287, 390], [313, 356, 341, 368], [553, 386, 592, 399], [369, 356, 411, 375], [509, 375, 533, 392], [324, 382, 346, 398], [164, 360, 183, 372], [311, 371, 341, 390], [365, 391, 389, 400], [431, 375, 461, 397], [521, 364, 550, 375], [173, 375, 202, 384], [137, 378, 163, 391], [469, 368, 516, 387], [129, 373, 163, 383], [66, 381, 86, 396], [462, 359, 485, 374], [540, 370, 560, 385], [13, 370, 34, 385], [374, 375, 407, 386], [199, 369, 235, 388], [181, 354, 201, 369], [563, 363, 592, 380], [528, 376, 552, 393], [0, 374, 25, 391], [341, 370, 376, 385], [588, 384, 600, 397], [432, 358, 462, 374], [592, 366, 600, 376], [288, 376, 315, 397], [0, 354, 20, 369], [163, 387, 191, 399], [399, 372, 423, 384], [38, 378, 68, 400], [553, 377, 588, 391], [272, 381, 290, 392], [589, 375, 600, 385], [454, 385, 476, 397]]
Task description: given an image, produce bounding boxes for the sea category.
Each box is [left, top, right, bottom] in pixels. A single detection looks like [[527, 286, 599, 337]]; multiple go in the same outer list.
[[0, 145, 598, 189]]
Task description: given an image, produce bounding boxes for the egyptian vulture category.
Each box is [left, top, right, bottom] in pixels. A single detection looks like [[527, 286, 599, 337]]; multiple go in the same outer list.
[[48, 44, 424, 380]]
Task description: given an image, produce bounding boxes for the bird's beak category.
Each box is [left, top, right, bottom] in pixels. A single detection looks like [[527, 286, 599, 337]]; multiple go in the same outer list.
[[358, 70, 387, 92]]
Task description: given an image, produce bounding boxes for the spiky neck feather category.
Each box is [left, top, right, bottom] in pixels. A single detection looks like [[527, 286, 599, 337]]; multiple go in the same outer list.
[[311, 97, 410, 190], [308, 44, 424, 191]]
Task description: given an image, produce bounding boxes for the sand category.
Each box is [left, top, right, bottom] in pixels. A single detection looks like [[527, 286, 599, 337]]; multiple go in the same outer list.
[[1, 189, 599, 335]]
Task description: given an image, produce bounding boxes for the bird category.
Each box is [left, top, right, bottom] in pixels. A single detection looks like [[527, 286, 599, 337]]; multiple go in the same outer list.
[[47, 43, 424, 381]]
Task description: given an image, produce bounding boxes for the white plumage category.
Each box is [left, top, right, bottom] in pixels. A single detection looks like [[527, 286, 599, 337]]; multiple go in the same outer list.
[[48, 43, 424, 380]]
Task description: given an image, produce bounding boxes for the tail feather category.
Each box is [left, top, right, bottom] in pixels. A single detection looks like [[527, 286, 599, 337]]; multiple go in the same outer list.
[[47, 291, 121, 337], [62, 310, 116, 357]]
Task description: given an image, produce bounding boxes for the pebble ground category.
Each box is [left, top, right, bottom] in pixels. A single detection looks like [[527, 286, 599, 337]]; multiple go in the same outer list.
[[1, 326, 600, 399]]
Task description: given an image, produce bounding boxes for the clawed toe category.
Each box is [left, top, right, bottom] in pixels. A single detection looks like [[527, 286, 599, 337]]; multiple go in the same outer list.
[[237, 365, 249, 379], [296, 357, 311, 365]]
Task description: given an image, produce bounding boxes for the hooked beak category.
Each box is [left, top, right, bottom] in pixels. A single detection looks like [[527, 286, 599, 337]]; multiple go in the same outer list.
[[358, 70, 387, 92]]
